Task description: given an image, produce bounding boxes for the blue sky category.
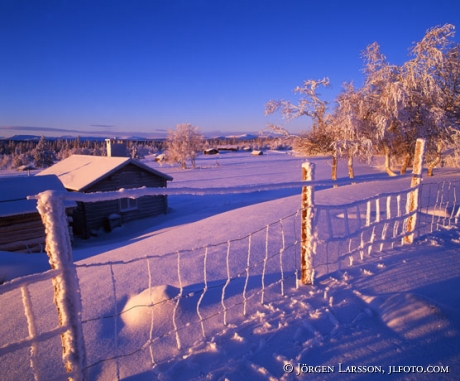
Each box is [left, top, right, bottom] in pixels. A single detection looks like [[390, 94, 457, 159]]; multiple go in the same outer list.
[[1, 0, 460, 139]]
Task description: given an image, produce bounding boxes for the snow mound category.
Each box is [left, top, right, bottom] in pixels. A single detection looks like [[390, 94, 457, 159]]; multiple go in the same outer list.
[[121, 285, 180, 330]]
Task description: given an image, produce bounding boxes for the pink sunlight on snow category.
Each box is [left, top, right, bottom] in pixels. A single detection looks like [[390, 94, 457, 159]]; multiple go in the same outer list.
[[1, 151, 460, 380]]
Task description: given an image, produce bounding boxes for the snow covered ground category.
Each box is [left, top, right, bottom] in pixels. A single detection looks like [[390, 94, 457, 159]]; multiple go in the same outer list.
[[1, 151, 460, 380]]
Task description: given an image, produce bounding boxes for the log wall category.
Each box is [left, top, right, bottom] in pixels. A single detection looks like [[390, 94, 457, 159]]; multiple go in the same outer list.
[[0, 210, 75, 253], [0, 213, 45, 253], [73, 163, 169, 238]]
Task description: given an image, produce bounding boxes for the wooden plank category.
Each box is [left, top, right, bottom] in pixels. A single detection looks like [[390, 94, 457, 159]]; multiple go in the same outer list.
[[0, 237, 45, 253], [0, 230, 44, 242], [0, 221, 44, 234], [0, 214, 42, 228]]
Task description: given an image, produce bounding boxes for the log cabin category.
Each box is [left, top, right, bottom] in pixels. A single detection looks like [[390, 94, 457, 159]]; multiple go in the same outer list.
[[37, 154, 173, 238], [0, 175, 76, 253]]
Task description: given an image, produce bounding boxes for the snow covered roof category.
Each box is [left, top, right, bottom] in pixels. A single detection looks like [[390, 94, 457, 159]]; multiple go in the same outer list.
[[37, 155, 173, 192], [0, 175, 76, 217]]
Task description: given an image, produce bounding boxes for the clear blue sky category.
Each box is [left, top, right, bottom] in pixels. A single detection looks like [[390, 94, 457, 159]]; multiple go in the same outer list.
[[1, 0, 460, 139]]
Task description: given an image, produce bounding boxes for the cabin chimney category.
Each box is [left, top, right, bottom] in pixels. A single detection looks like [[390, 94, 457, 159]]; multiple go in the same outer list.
[[106, 138, 128, 157]]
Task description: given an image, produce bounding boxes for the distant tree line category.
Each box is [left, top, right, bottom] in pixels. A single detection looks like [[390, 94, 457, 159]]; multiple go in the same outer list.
[[0, 133, 287, 170], [266, 24, 460, 178], [0, 136, 166, 170]]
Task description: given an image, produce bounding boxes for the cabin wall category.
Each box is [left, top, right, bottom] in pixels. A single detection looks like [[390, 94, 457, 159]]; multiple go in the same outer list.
[[0, 213, 45, 253], [74, 163, 169, 238], [0, 210, 74, 253]]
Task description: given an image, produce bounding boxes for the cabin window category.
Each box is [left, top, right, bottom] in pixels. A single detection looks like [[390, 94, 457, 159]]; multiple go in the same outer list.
[[119, 197, 138, 212]]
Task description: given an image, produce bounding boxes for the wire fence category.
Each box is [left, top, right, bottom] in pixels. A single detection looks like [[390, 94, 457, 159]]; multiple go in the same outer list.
[[2, 166, 460, 379], [312, 186, 416, 277], [0, 269, 81, 381], [418, 179, 460, 234], [302, 180, 460, 281], [76, 210, 301, 378]]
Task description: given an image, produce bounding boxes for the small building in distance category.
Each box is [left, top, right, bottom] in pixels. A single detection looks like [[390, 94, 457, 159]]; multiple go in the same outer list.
[[38, 154, 173, 238], [0, 175, 76, 253], [204, 148, 219, 155]]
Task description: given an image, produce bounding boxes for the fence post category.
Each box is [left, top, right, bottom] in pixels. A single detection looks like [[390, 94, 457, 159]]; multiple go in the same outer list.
[[301, 161, 316, 285], [35, 190, 87, 380], [404, 138, 426, 244]]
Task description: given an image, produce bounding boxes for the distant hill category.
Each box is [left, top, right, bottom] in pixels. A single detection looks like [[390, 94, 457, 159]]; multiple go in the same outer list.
[[2, 133, 268, 142], [1, 135, 164, 142], [2, 135, 42, 141], [210, 133, 260, 140]]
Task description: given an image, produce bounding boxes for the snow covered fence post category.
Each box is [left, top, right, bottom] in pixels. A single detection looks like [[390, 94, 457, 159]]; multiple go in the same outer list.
[[301, 162, 316, 285], [34, 190, 87, 380], [404, 138, 426, 244]]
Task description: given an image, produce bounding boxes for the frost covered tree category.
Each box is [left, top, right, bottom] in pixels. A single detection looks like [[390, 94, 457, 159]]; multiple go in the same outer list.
[[166, 123, 204, 169], [329, 82, 373, 179], [359, 24, 460, 176], [265, 77, 330, 127], [436, 43, 460, 167], [400, 24, 458, 175], [441, 43, 460, 129], [265, 77, 371, 180], [265, 78, 339, 178], [358, 42, 405, 176], [266, 24, 460, 178], [33, 135, 55, 168], [342, 24, 460, 176]]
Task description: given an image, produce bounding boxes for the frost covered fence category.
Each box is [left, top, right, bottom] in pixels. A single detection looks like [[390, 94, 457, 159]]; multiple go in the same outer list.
[[0, 190, 87, 381], [34, 191, 87, 381], [418, 179, 460, 234], [0, 176, 341, 380], [75, 211, 301, 378], [310, 185, 421, 277], [307, 174, 460, 279], [404, 138, 426, 244], [0, 269, 78, 381], [301, 161, 315, 285], [304, 138, 426, 278]]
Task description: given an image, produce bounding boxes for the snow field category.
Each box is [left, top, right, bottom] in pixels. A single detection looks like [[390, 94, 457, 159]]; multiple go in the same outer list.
[[1, 151, 460, 380]]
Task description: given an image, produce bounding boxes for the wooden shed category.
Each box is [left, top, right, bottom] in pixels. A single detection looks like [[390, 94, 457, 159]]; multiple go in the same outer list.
[[37, 155, 173, 238], [0, 175, 76, 253]]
